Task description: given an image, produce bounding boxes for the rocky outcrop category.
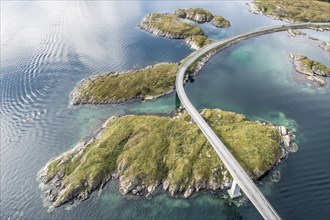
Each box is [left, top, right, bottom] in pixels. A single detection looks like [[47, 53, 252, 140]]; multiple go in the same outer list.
[[289, 53, 330, 86], [185, 35, 212, 50], [185, 38, 200, 50], [319, 41, 330, 52], [175, 8, 213, 23], [287, 29, 305, 37], [174, 8, 230, 28], [211, 16, 231, 28], [276, 125, 298, 154]]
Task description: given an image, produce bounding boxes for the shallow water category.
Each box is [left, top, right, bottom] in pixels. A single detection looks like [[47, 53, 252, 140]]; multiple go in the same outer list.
[[1, 1, 329, 220]]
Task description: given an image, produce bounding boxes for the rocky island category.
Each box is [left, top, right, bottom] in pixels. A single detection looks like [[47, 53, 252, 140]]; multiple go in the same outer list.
[[289, 53, 330, 86], [70, 63, 179, 105], [248, 0, 330, 23], [38, 108, 295, 209], [211, 16, 231, 28], [139, 8, 230, 50]]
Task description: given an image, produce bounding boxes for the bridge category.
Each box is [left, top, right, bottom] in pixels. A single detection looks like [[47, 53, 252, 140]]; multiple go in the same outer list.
[[175, 23, 329, 220]]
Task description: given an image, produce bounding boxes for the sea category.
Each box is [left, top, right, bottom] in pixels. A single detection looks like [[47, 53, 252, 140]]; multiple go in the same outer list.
[[1, 1, 329, 219]]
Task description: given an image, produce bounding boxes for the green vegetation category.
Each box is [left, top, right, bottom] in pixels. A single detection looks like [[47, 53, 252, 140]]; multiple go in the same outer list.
[[254, 0, 330, 22], [211, 16, 231, 28], [140, 8, 230, 49], [42, 109, 281, 206], [290, 53, 330, 77], [313, 62, 330, 76], [71, 63, 179, 105], [141, 13, 204, 38], [175, 8, 214, 23], [201, 109, 281, 176], [186, 35, 212, 48]]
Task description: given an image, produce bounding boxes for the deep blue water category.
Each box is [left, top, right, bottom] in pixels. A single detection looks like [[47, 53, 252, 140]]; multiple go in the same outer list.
[[1, 1, 329, 220]]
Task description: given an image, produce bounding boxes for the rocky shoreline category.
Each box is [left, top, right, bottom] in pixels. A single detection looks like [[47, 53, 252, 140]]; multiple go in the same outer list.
[[37, 109, 298, 210], [175, 8, 213, 23], [287, 29, 305, 37], [247, 2, 294, 23], [37, 116, 118, 208]]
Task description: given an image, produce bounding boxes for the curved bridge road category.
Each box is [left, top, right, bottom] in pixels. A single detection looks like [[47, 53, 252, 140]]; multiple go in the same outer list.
[[176, 23, 329, 220]]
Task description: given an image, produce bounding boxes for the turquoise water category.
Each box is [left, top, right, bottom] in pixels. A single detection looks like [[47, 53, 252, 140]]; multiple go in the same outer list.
[[1, 1, 329, 220]]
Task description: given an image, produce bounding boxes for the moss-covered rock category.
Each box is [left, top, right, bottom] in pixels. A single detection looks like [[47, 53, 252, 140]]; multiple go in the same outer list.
[[211, 16, 231, 28], [38, 109, 288, 209]]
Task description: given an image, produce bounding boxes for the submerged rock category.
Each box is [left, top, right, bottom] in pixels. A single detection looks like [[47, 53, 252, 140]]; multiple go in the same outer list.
[[270, 170, 281, 183]]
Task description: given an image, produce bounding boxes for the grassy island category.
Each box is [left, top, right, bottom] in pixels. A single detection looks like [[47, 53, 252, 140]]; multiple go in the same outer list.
[[289, 53, 330, 86], [139, 8, 230, 49], [70, 63, 179, 105], [250, 0, 330, 23], [38, 108, 285, 208], [140, 13, 204, 39]]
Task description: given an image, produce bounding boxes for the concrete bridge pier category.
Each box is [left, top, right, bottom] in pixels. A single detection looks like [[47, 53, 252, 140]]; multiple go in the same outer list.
[[228, 180, 242, 198], [175, 92, 181, 109]]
